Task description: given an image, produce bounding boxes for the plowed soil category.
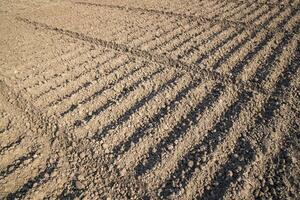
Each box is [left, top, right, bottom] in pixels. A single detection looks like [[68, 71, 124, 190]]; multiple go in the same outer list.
[[0, 0, 299, 199]]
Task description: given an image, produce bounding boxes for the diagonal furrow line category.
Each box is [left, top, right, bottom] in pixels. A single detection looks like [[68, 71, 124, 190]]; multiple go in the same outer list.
[[195, 28, 244, 65], [112, 78, 202, 156], [230, 32, 274, 77], [75, 2, 246, 29], [177, 25, 224, 60], [33, 52, 108, 100], [212, 5, 294, 71], [151, 21, 199, 52], [92, 73, 183, 140], [230, 3, 260, 23], [77, 67, 165, 125], [126, 16, 172, 45], [226, 0, 295, 8], [189, 1, 227, 21], [138, 19, 191, 51], [223, 2, 249, 19], [197, 137, 255, 200], [0, 137, 24, 155], [45, 54, 120, 107], [197, 52, 299, 199], [135, 83, 225, 176], [211, 31, 251, 70], [16, 17, 228, 83], [247, 44, 300, 146], [60, 62, 146, 117], [211, 1, 243, 19], [225, 8, 299, 77], [158, 91, 252, 198], [183, 27, 233, 64], [6, 161, 58, 199], [0, 151, 37, 178], [243, 4, 271, 24], [17, 16, 294, 96], [166, 23, 212, 56], [18, 43, 86, 87], [253, 6, 286, 30], [251, 32, 293, 85], [22, 47, 92, 92]]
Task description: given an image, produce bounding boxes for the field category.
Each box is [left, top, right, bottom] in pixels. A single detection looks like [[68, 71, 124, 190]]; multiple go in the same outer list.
[[0, 0, 299, 199]]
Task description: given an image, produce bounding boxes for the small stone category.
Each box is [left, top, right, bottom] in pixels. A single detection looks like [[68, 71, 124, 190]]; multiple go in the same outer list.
[[233, 154, 239, 159], [77, 174, 85, 181], [120, 169, 127, 177], [291, 156, 296, 164], [268, 178, 274, 185], [102, 143, 108, 149], [167, 145, 173, 150], [75, 181, 84, 190], [188, 160, 194, 168], [152, 148, 157, 153], [79, 152, 85, 159], [227, 170, 233, 178]]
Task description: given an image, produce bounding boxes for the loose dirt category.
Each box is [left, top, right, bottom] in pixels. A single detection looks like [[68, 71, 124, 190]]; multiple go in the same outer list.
[[0, 0, 299, 199]]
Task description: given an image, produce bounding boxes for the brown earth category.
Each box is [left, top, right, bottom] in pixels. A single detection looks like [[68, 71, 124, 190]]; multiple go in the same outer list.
[[0, 0, 299, 199]]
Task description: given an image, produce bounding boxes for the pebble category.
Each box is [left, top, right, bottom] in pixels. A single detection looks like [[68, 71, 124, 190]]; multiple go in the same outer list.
[[75, 181, 84, 190], [227, 170, 233, 177], [79, 152, 85, 159], [102, 143, 108, 149], [167, 145, 173, 150], [152, 147, 157, 153], [77, 174, 85, 181], [188, 160, 194, 168], [120, 169, 127, 177]]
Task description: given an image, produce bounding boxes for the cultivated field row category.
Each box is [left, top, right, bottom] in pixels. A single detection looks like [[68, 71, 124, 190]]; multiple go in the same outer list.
[[0, 0, 299, 199]]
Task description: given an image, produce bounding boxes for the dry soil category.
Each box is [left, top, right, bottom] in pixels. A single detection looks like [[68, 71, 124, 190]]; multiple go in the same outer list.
[[0, 0, 299, 199]]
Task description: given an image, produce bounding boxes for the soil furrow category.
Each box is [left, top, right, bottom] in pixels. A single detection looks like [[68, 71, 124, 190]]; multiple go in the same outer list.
[[75, 2, 245, 29], [134, 83, 227, 177], [92, 73, 183, 140], [110, 76, 201, 157]]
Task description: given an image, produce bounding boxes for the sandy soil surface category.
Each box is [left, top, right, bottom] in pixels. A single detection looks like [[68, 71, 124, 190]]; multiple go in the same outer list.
[[0, 0, 299, 199]]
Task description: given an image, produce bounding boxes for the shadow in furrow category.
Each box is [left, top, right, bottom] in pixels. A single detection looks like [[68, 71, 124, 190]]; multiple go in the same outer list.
[[48, 54, 119, 107], [0, 151, 37, 178], [247, 43, 299, 147], [134, 83, 225, 177], [58, 180, 84, 200], [197, 137, 255, 200], [212, 4, 288, 71], [92, 73, 182, 140], [230, 6, 299, 78], [251, 32, 293, 84], [158, 91, 252, 198], [77, 67, 164, 126], [6, 161, 57, 200], [230, 32, 274, 77], [195, 29, 243, 65], [255, 122, 300, 200], [0, 137, 24, 155], [183, 27, 227, 60], [112, 78, 202, 156], [60, 60, 138, 117], [197, 45, 299, 199]]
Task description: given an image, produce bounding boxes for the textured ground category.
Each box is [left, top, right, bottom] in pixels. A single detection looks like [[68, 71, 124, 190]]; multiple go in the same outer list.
[[0, 0, 299, 199]]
